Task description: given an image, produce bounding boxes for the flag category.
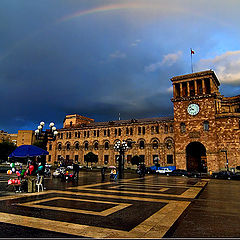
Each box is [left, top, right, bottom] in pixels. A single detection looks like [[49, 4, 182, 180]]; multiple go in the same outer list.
[[191, 49, 195, 55]]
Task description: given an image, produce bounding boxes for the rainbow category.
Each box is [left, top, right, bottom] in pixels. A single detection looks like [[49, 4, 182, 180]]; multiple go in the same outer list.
[[59, 2, 147, 23]]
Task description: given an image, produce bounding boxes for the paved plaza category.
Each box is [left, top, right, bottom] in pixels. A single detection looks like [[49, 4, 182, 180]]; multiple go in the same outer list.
[[0, 171, 239, 238]]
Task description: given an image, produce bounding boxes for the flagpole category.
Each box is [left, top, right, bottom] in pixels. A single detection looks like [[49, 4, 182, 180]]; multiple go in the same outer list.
[[190, 48, 193, 73]]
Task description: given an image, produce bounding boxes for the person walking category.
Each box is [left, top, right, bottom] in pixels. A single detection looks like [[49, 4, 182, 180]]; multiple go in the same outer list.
[[101, 166, 107, 182], [73, 160, 80, 181]]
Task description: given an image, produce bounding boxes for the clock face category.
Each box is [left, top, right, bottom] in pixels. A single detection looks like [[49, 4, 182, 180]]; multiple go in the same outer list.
[[187, 103, 199, 116]]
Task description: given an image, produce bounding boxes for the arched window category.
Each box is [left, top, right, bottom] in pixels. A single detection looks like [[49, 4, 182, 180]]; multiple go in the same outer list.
[[203, 121, 209, 131], [57, 143, 62, 150], [66, 143, 70, 150], [84, 142, 88, 150], [180, 123, 186, 133], [94, 142, 98, 150], [152, 140, 158, 149], [104, 142, 109, 150], [165, 139, 173, 149], [75, 142, 79, 150], [169, 124, 174, 133], [139, 140, 145, 149]]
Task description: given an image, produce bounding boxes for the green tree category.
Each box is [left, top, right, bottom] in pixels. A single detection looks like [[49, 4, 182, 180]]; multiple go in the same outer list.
[[131, 155, 144, 166], [84, 152, 98, 168], [0, 140, 17, 163]]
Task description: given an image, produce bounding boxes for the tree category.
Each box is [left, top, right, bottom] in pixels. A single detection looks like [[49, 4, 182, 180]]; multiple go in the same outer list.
[[0, 140, 17, 163], [84, 152, 98, 168], [131, 155, 144, 166]]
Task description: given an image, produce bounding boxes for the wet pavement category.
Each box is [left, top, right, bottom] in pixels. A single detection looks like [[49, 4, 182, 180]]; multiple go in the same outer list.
[[0, 170, 239, 238]]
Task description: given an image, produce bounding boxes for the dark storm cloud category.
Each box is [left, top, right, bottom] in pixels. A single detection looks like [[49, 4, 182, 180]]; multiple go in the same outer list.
[[1, 0, 240, 133]]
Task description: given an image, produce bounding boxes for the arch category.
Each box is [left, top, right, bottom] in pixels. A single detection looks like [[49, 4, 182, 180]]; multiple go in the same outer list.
[[93, 141, 99, 150], [57, 142, 62, 151], [164, 137, 174, 150], [151, 138, 160, 149], [66, 142, 71, 151], [186, 142, 207, 172], [74, 141, 80, 150], [83, 141, 89, 150], [104, 141, 110, 150], [137, 138, 145, 149]]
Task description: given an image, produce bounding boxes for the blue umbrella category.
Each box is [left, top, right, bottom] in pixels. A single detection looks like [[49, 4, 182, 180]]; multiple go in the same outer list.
[[9, 145, 49, 158]]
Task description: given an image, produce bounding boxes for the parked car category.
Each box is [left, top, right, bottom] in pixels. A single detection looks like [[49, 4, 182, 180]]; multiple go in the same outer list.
[[167, 169, 191, 177], [231, 172, 240, 180], [156, 168, 173, 174], [52, 167, 66, 178], [211, 170, 234, 180], [188, 170, 202, 178]]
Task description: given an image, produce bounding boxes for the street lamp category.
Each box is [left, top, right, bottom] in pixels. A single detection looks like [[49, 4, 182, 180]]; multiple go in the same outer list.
[[114, 140, 135, 179], [220, 149, 229, 171], [35, 121, 58, 141]]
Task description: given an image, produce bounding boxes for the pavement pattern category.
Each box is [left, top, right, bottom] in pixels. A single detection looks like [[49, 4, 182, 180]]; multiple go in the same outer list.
[[0, 172, 208, 238]]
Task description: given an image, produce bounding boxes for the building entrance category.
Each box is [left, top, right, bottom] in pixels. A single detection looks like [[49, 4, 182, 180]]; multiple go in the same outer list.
[[186, 142, 207, 172]]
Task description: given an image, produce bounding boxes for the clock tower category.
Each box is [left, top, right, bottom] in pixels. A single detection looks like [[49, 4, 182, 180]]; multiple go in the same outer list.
[[171, 70, 221, 172]]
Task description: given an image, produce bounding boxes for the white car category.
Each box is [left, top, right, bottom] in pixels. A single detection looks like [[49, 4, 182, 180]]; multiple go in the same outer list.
[[156, 168, 172, 174]]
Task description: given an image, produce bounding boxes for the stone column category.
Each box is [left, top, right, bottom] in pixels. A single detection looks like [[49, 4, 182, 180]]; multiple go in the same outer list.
[[187, 82, 190, 96], [202, 79, 206, 94], [194, 80, 198, 95]]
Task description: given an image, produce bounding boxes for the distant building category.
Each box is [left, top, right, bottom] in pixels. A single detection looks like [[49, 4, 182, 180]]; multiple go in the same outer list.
[[0, 130, 17, 145], [17, 130, 35, 146], [47, 70, 240, 172]]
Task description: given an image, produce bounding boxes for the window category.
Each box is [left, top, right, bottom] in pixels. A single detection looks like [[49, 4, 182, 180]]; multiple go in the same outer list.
[[94, 142, 98, 150], [84, 131, 86, 137], [166, 139, 173, 149], [75, 132, 77, 138], [104, 142, 109, 150], [57, 143, 62, 151], [57, 155, 61, 161], [127, 155, 132, 164], [169, 125, 173, 133], [180, 122, 186, 133], [66, 143, 70, 150], [138, 127, 141, 135], [118, 128, 121, 136], [69, 132, 71, 139], [203, 121, 209, 131], [115, 129, 117, 136], [87, 131, 89, 138], [142, 127, 145, 135], [97, 130, 99, 137], [108, 129, 110, 137], [94, 130, 96, 137], [151, 126, 154, 134], [48, 155, 51, 162], [84, 142, 88, 150], [104, 129, 107, 136], [75, 155, 79, 161], [78, 131, 80, 138], [152, 140, 158, 149], [66, 155, 70, 160], [139, 140, 145, 149], [66, 132, 69, 139], [70, 121, 72, 127], [126, 127, 129, 135], [104, 155, 109, 164], [164, 125, 168, 134], [153, 155, 159, 164], [61, 133, 63, 139], [49, 144, 52, 151], [167, 155, 173, 164], [130, 127, 133, 135], [156, 126, 159, 134], [75, 142, 79, 150]]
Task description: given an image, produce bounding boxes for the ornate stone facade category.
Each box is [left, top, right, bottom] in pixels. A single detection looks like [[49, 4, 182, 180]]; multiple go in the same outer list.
[[47, 70, 240, 172]]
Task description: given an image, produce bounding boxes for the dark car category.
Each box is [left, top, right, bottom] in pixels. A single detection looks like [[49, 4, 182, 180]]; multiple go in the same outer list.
[[188, 170, 202, 178], [212, 170, 234, 180], [231, 172, 240, 180], [167, 169, 191, 177]]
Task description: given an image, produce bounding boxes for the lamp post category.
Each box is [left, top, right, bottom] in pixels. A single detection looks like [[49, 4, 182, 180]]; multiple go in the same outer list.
[[221, 149, 229, 171], [34, 121, 58, 142], [114, 140, 133, 179]]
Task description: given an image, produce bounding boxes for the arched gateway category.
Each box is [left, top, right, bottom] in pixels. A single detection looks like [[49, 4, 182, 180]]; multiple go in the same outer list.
[[186, 142, 207, 172]]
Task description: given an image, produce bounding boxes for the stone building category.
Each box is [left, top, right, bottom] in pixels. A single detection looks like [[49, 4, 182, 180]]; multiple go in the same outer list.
[[17, 130, 35, 146], [47, 70, 240, 172]]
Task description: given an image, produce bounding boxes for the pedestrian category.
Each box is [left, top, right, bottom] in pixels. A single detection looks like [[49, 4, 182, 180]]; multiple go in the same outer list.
[[73, 160, 80, 181], [101, 166, 106, 181]]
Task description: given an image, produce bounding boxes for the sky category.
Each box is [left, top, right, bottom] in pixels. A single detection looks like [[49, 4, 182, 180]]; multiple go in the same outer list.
[[1, 0, 240, 133]]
